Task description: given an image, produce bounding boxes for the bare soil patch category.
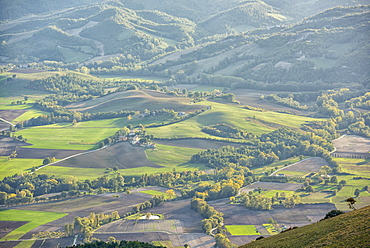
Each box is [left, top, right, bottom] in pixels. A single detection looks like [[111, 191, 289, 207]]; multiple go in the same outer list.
[[0, 136, 31, 156], [333, 135, 370, 153], [0, 240, 21, 248], [273, 157, 327, 174], [243, 182, 302, 191], [0, 221, 29, 239], [30, 237, 75, 248], [16, 147, 85, 159], [155, 138, 244, 150], [55, 142, 161, 169], [0, 110, 28, 121]]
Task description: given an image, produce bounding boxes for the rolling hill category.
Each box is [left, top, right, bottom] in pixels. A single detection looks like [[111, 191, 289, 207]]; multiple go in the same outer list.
[[240, 205, 370, 248], [66, 89, 205, 113]]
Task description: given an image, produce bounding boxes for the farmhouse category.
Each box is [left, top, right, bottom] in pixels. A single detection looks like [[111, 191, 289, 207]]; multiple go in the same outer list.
[[118, 136, 128, 142], [129, 135, 140, 144]]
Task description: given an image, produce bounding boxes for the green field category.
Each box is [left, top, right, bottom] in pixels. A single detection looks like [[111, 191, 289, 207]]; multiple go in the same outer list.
[[147, 101, 323, 138], [15, 123, 119, 150], [0, 209, 67, 241], [0, 158, 43, 180], [58, 46, 91, 63], [225, 225, 261, 235], [13, 109, 50, 121], [138, 190, 176, 200]]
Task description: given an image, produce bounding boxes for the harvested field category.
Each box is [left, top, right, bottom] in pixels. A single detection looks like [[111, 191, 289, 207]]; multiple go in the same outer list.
[[16, 147, 85, 159], [97, 219, 181, 234], [0, 240, 21, 248], [155, 138, 244, 150], [54, 142, 161, 169], [0, 109, 28, 122], [272, 157, 327, 175], [333, 135, 370, 153], [0, 221, 28, 239], [30, 237, 75, 248], [242, 182, 302, 192], [99, 198, 205, 234], [0, 136, 31, 156]]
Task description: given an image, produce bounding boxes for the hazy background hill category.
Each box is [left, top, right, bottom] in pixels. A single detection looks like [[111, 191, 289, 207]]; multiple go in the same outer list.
[[0, 0, 369, 88]]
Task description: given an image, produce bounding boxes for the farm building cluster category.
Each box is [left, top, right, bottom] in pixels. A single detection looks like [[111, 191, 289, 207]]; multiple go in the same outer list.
[[117, 130, 156, 148]]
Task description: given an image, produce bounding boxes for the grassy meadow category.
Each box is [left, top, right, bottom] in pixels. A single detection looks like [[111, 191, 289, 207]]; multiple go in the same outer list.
[[225, 225, 261, 235], [0, 209, 67, 241], [15, 122, 119, 150], [0, 158, 43, 180]]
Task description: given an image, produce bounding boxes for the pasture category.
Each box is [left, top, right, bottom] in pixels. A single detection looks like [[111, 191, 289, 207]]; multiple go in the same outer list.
[[15, 123, 119, 150], [0, 158, 42, 180], [0, 209, 67, 241], [225, 225, 261, 235]]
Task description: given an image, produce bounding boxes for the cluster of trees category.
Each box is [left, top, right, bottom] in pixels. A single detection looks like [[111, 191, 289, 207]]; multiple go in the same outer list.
[[215, 233, 236, 248], [136, 165, 255, 200], [234, 191, 300, 210], [345, 92, 370, 110], [65, 211, 120, 241], [262, 94, 308, 110], [238, 193, 272, 210], [0, 173, 128, 205], [190, 197, 224, 234], [191, 127, 336, 170], [201, 124, 255, 139], [131, 195, 165, 214]]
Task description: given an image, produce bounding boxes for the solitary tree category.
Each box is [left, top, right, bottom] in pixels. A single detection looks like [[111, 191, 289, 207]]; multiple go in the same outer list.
[[354, 188, 360, 197], [166, 189, 176, 199]]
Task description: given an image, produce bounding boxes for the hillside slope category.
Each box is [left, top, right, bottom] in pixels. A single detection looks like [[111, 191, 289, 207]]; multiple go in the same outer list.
[[240, 205, 370, 248]]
